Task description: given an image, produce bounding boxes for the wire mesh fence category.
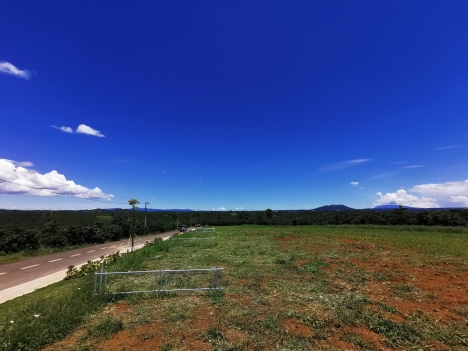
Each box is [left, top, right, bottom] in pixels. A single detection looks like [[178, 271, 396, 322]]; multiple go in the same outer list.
[[192, 227, 216, 233], [94, 266, 223, 295], [170, 236, 216, 247]]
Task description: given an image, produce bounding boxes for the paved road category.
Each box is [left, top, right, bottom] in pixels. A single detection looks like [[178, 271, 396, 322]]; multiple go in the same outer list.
[[0, 231, 177, 292]]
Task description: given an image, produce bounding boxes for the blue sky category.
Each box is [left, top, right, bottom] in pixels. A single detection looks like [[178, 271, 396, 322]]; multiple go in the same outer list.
[[1, 1, 468, 210]]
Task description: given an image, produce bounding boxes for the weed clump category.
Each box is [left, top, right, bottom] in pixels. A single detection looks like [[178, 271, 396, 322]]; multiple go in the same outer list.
[[82, 317, 124, 341]]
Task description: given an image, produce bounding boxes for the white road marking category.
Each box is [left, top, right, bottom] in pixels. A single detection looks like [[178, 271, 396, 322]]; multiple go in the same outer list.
[[100, 247, 108, 250], [70, 254, 81, 257], [21, 264, 39, 270], [0, 272, 7, 275], [87, 250, 95, 253], [48, 259, 62, 262]]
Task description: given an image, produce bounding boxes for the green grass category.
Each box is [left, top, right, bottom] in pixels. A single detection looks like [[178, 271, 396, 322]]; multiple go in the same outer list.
[[2, 225, 468, 351]]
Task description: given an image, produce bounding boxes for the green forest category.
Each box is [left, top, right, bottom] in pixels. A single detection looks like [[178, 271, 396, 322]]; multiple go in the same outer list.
[[1, 207, 468, 254]]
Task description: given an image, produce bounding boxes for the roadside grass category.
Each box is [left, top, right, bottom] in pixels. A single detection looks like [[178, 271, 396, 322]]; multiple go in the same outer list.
[[2, 225, 468, 350]]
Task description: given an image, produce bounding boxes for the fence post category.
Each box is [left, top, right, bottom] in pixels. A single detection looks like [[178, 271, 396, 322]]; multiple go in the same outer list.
[[104, 269, 108, 294], [99, 264, 104, 294], [211, 268, 214, 291], [94, 272, 97, 294]]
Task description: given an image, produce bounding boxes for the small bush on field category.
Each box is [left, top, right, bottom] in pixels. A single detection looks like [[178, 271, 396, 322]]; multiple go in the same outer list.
[[333, 293, 377, 327], [302, 259, 328, 274], [64, 252, 121, 280], [160, 342, 176, 351], [202, 327, 224, 342], [390, 283, 420, 300], [380, 303, 399, 314], [371, 319, 420, 347]]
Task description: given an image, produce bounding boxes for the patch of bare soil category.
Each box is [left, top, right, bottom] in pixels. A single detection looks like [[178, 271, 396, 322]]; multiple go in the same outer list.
[[224, 328, 249, 343], [226, 293, 252, 306], [276, 235, 296, 243], [113, 300, 133, 314], [341, 238, 376, 251], [282, 318, 314, 337], [97, 303, 216, 351], [316, 337, 358, 350], [349, 257, 468, 322]]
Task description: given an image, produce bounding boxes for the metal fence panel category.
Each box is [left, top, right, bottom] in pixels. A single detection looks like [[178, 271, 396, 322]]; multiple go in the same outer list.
[[95, 267, 223, 295]]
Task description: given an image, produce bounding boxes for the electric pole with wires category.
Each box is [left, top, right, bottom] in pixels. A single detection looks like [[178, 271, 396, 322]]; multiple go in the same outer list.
[[144, 201, 150, 233]]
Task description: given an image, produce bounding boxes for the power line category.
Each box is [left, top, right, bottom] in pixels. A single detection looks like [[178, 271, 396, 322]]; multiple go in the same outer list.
[[0, 178, 129, 205]]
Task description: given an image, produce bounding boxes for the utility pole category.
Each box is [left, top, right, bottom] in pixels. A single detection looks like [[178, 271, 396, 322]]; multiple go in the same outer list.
[[144, 202, 150, 232], [128, 199, 140, 252]]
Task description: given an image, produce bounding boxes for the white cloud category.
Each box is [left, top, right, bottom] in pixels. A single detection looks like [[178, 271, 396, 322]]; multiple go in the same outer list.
[[212, 207, 226, 211], [369, 172, 398, 179], [411, 180, 468, 199], [374, 180, 468, 208], [52, 124, 105, 137], [76, 124, 105, 137], [350, 181, 359, 187], [450, 196, 468, 206], [52, 125, 73, 133], [434, 145, 460, 150], [319, 159, 372, 173], [2, 159, 34, 168], [0, 61, 31, 79], [0, 159, 114, 200], [374, 189, 438, 208], [403, 165, 425, 169]]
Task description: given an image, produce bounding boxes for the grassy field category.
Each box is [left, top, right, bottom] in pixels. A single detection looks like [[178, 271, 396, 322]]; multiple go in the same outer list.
[[2, 225, 468, 351]]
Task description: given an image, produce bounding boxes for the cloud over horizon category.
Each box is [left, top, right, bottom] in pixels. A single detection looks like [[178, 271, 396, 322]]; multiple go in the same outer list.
[[0, 159, 114, 200], [0, 61, 31, 79], [374, 179, 468, 208], [374, 189, 439, 208]]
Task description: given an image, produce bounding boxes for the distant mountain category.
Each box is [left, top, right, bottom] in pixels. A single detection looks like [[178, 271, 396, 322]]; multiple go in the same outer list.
[[313, 204, 355, 212]]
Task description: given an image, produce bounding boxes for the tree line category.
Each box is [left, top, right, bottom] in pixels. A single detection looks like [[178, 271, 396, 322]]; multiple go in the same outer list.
[[0, 215, 176, 254], [1, 207, 467, 254]]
